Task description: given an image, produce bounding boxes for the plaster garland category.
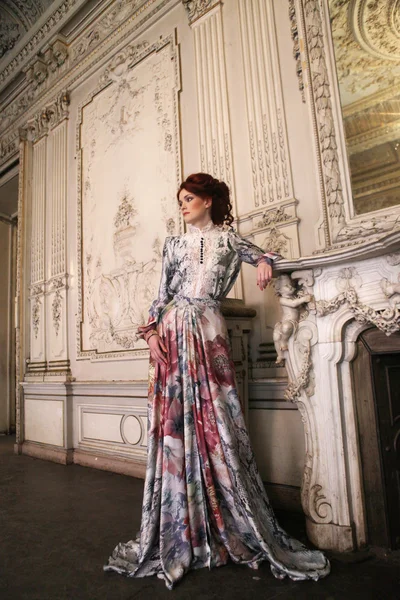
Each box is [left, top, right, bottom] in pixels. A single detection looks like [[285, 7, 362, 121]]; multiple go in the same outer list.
[[288, 0, 305, 103], [303, 0, 345, 230], [313, 287, 400, 335], [50, 277, 64, 337]]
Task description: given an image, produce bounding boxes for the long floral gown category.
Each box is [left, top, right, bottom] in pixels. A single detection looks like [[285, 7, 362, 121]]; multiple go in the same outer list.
[[104, 222, 330, 589]]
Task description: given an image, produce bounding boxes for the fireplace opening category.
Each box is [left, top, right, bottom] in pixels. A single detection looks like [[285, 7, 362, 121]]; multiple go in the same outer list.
[[352, 328, 400, 550]]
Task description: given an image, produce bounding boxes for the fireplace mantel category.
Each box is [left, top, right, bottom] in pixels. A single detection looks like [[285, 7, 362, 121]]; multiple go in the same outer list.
[[272, 246, 400, 551]]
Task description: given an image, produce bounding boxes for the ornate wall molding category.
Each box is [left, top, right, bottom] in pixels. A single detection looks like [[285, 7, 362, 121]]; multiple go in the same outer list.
[[70, 0, 155, 65], [46, 115, 69, 367], [76, 35, 182, 360], [302, 0, 345, 239], [295, 0, 400, 250], [255, 206, 291, 229]]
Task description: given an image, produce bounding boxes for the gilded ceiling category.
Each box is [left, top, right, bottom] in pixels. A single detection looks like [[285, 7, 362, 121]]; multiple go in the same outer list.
[[0, 0, 56, 61]]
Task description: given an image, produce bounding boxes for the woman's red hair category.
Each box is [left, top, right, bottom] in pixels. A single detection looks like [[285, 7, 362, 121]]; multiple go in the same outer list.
[[177, 173, 234, 227]]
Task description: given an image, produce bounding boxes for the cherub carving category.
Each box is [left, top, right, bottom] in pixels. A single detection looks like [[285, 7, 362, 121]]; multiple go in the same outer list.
[[273, 275, 312, 364], [381, 275, 400, 308]]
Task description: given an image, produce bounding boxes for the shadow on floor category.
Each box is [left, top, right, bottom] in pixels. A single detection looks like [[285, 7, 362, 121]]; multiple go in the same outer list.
[[1, 435, 399, 600]]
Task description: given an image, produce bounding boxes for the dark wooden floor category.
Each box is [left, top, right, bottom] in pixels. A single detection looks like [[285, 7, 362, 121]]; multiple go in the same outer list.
[[1, 435, 399, 600]]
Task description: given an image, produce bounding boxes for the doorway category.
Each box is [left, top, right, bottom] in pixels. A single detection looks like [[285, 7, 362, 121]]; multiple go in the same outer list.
[[0, 166, 18, 434]]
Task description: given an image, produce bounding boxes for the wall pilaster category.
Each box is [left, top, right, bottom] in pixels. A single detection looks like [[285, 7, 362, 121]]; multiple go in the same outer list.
[[189, 1, 236, 203]]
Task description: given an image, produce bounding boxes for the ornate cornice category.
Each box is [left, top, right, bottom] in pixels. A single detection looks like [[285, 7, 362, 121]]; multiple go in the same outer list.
[[0, 0, 81, 92], [0, 37, 68, 137]]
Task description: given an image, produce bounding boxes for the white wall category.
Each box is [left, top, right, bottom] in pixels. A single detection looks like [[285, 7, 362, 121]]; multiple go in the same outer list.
[[11, 0, 306, 500]]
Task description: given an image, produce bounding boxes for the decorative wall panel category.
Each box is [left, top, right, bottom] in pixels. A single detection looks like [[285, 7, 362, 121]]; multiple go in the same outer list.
[[24, 398, 64, 446], [77, 36, 181, 359], [78, 403, 148, 459]]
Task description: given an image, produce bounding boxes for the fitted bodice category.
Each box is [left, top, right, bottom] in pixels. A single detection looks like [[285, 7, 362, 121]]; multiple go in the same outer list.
[[142, 222, 279, 330]]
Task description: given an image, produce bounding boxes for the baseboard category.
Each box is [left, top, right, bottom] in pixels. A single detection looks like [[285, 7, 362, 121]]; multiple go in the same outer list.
[[73, 448, 146, 479], [264, 482, 302, 513], [17, 440, 147, 478], [20, 441, 73, 465]]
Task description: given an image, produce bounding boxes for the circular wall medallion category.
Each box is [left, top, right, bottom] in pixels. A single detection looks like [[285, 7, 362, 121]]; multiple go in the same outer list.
[[120, 414, 142, 446]]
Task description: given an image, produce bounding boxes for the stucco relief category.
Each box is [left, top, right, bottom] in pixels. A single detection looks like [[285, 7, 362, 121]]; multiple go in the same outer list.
[[182, 0, 220, 24], [71, 0, 152, 64], [77, 37, 181, 358], [288, 0, 305, 102], [0, 0, 56, 60], [329, 0, 400, 103], [0, 44, 68, 136], [51, 278, 64, 336]]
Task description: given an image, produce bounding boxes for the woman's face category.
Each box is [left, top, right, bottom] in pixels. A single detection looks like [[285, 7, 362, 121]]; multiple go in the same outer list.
[[178, 188, 211, 226]]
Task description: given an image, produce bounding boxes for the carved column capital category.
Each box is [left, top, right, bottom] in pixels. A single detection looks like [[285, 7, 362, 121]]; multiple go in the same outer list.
[[182, 0, 221, 25], [20, 90, 70, 142]]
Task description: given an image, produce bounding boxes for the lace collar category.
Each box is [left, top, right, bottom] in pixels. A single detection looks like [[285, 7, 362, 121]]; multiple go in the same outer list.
[[187, 221, 216, 235]]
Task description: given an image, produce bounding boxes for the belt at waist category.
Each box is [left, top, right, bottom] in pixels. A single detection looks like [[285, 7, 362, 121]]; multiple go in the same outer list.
[[172, 294, 221, 308]]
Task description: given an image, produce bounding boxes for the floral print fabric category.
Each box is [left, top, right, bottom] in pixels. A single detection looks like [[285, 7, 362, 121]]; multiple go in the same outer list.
[[104, 225, 330, 588]]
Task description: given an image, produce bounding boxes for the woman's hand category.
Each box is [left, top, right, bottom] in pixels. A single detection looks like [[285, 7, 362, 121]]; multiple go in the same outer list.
[[257, 262, 273, 291], [148, 333, 168, 366]]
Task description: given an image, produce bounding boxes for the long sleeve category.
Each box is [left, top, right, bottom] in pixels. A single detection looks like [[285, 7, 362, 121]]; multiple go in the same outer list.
[[230, 230, 282, 267], [137, 237, 173, 340]]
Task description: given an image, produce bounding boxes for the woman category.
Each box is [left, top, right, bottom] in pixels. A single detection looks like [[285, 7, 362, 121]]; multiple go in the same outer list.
[[104, 173, 330, 589]]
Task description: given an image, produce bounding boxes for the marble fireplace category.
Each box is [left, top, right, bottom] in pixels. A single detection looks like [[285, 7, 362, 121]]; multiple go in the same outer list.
[[273, 241, 400, 551]]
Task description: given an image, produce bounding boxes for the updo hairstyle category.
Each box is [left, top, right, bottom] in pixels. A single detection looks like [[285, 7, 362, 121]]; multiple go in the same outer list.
[[177, 172, 234, 227]]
